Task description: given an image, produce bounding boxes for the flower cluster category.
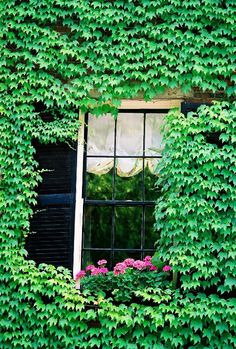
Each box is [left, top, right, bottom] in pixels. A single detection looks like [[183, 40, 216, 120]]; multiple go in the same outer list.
[[75, 256, 172, 281], [113, 256, 158, 275], [75, 259, 108, 281]]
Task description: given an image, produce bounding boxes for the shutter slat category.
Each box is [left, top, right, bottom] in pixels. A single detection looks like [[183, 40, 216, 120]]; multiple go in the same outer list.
[[26, 142, 77, 269]]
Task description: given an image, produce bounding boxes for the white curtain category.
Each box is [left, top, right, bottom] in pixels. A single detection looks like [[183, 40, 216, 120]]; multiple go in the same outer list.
[[87, 113, 165, 177]]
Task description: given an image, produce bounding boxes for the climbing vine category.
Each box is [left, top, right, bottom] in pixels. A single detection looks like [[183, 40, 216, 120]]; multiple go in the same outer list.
[[0, 0, 235, 348], [154, 102, 236, 294]]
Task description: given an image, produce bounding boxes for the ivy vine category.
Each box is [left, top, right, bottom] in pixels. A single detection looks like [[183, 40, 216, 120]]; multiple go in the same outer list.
[[0, 1, 235, 348]]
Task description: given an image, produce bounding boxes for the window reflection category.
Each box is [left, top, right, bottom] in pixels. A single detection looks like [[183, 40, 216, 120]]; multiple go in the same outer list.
[[83, 206, 112, 248], [87, 166, 113, 200], [115, 159, 143, 201], [82, 250, 112, 270], [114, 207, 142, 249], [144, 167, 161, 201], [114, 251, 141, 265], [144, 206, 159, 249]]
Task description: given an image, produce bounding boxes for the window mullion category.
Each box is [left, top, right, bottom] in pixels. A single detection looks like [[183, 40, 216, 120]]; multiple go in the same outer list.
[[111, 115, 118, 266], [140, 113, 146, 258]]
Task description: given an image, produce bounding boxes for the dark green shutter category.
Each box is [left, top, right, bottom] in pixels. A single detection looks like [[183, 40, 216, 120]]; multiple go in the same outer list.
[[26, 142, 77, 269], [181, 102, 211, 115]]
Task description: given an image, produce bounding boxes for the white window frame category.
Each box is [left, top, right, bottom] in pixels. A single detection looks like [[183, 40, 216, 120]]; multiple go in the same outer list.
[[73, 99, 182, 277]]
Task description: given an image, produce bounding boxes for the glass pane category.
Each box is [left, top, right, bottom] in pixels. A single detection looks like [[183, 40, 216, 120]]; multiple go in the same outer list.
[[143, 251, 155, 259], [145, 113, 165, 156], [116, 113, 144, 156], [83, 206, 112, 248], [86, 164, 114, 200], [114, 251, 141, 265], [145, 157, 161, 175], [144, 206, 158, 249], [115, 159, 143, 200], [144, 167, 161, 201], [114, 207, 142, 249], [82, 250, 112, 270], [87, 114, 115, 156]]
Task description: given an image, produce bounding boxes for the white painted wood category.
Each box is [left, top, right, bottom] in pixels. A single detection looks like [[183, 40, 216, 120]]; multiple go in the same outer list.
[[73, 112, 85, 279]]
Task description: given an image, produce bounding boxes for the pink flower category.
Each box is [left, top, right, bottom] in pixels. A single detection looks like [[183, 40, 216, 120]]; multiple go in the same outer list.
[[91, 267, 100, 276], [124, 258, 135, 267], [113, 262, 127, 275], [142, 256, 158, 271], [144, 256, 152, 262], [85, 264, 95, 272], [90, 267, 109, 275], [143, 260, 152, 268], [133, 260, 146, 270], [97, 259, 107, 266], [99, 267, 108, 274], [75, 270, 86, 280], [163, 265, 172, 272]]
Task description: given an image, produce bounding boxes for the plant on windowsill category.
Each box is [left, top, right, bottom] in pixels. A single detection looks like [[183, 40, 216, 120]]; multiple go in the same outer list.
[[75, 256, 173, 304]]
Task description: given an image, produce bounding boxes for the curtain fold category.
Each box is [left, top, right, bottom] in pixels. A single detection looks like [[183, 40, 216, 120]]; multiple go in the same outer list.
[[87, 113, 165, 177]]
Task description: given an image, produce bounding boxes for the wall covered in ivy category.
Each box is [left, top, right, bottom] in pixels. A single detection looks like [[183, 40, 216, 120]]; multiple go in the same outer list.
[[155, 102, 236, 295], [0, 0, 235, 348]]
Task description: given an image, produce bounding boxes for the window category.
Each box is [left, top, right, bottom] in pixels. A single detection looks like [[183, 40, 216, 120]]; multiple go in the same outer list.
[[26, 99, 183, 276], [80, 110, 168, 269]]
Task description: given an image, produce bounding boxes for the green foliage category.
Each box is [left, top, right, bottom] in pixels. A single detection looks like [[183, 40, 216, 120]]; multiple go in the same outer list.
[[0, 0, 235, 347], [1, 0, 235, 113], [154, 102, 236, 294], [81, 269, 171, 303]]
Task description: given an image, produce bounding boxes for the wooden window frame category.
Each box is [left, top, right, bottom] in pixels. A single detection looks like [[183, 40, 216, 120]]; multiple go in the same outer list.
[[73, 99, 182, 277]]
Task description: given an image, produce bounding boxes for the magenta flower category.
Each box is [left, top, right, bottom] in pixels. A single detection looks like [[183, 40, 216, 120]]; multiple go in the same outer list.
[[85, 264, 95, 272], [75, 270, 86, 280], [133, 260, 146, 270], [99, 267, 108, 274], [144, 256, 152, 262], [91, 267, 100, 276], [163, 265, 172, 272], [124, 258, 135, 267], [143, 260, 152, 268], [97, 259, 107, 266], [113, 262, 127, 275], [149, 265, 157, 271]]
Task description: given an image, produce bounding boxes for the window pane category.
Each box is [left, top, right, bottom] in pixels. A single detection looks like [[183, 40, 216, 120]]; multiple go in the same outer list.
[[144, 206, 158, 249], [82, 250, 112, 270], [86, 164, 114, 200], [83, 206, 112, 248], [115, 159, 143, 200], [87, 114, 115, 156], [114, 251, 141, 265], [145, 113, 165, 156], [144, 167, 161, 201], [145, 157, 161, 175], [114, 207, 142, 249], [116, 113, 144, 156]]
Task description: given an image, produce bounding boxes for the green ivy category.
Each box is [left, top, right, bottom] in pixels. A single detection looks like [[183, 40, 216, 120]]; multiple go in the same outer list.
[[154, 102, 236, 295], [0, 1, 235, 348]]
